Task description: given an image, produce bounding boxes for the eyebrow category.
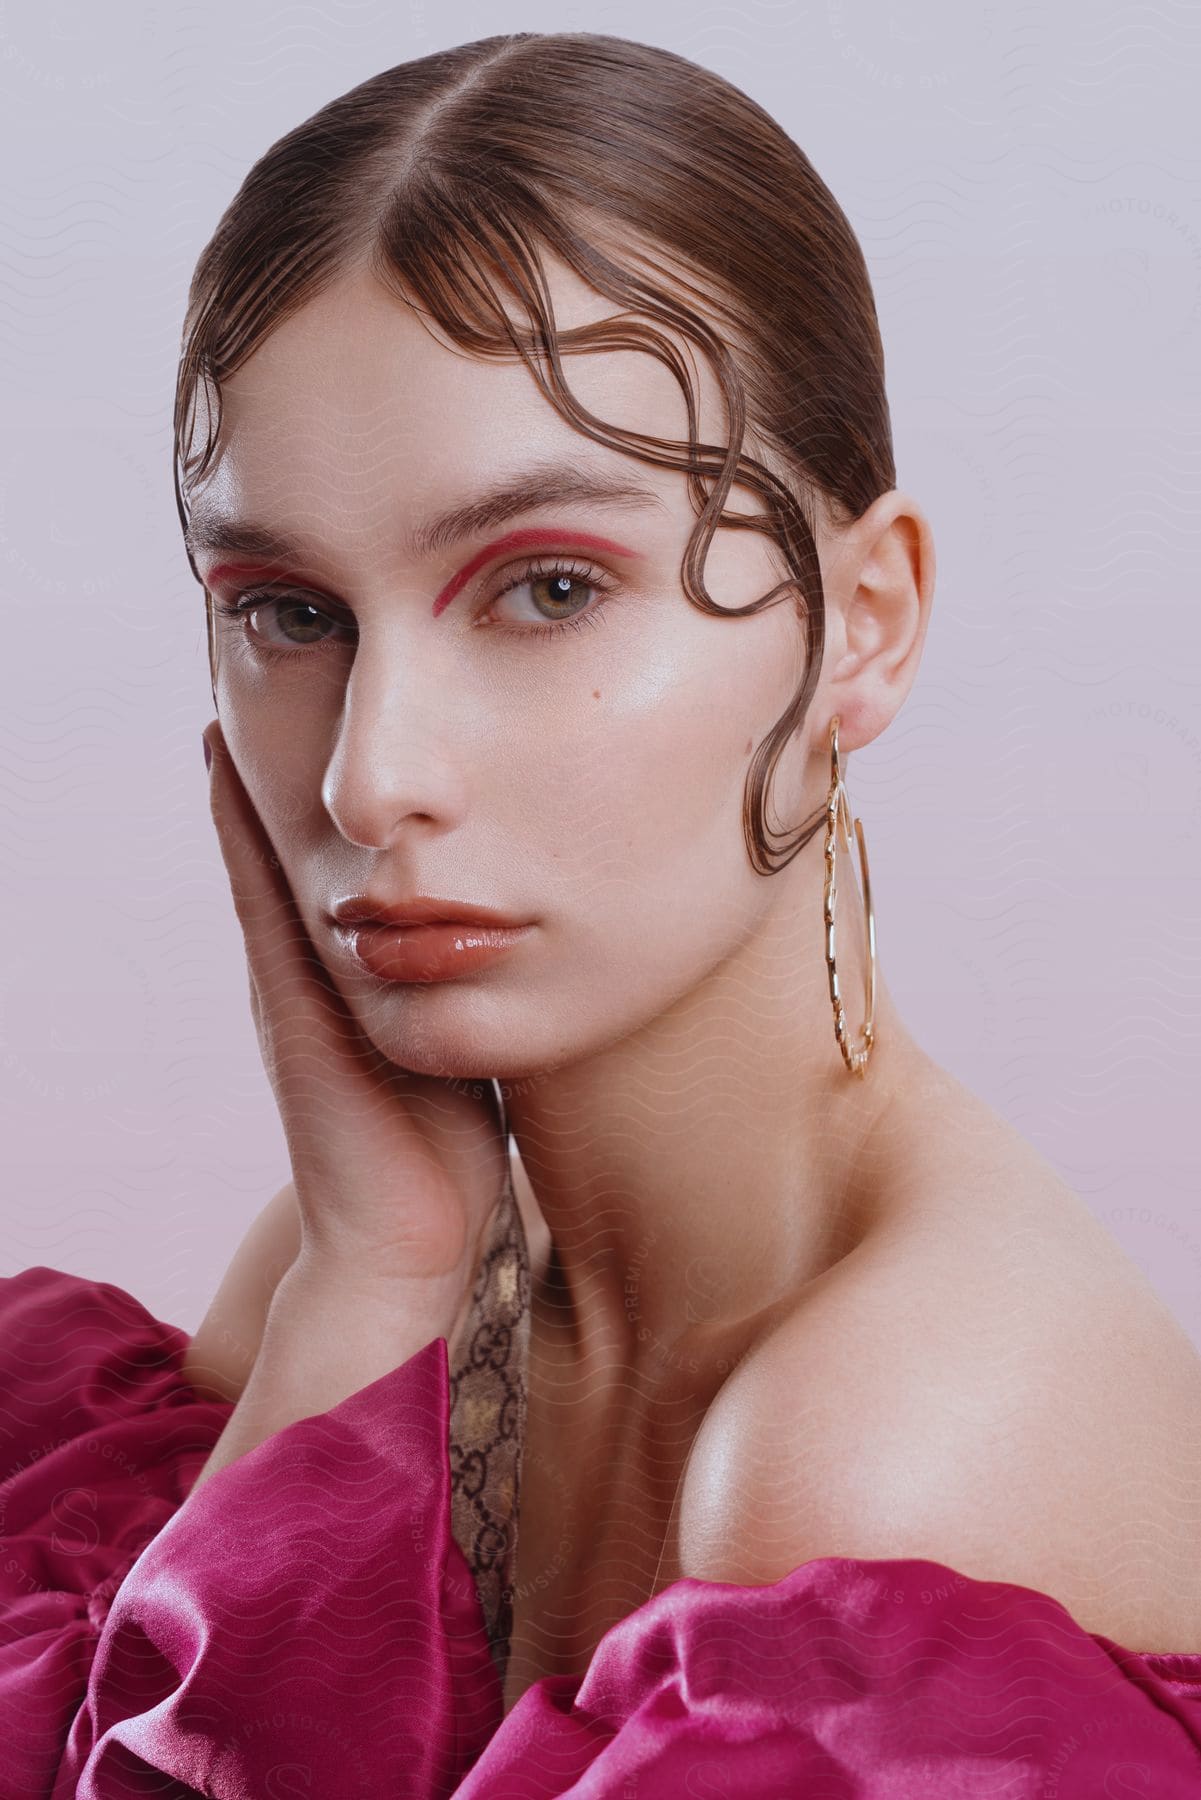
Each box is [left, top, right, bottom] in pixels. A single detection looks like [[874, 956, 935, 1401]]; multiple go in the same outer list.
[[183, 461, 669, 568]]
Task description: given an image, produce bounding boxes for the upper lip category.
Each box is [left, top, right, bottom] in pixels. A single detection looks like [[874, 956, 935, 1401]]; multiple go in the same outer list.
[[330, 893, 531, 929]]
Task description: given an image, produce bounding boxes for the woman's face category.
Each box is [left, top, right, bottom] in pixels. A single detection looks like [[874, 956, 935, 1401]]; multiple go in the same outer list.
[[189, 259, 824, 1081]]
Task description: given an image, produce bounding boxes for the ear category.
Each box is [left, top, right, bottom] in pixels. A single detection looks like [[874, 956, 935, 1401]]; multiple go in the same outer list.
[[817, 490, 936, 755]]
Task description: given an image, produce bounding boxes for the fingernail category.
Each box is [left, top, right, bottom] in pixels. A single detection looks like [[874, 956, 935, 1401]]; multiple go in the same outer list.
[[202, 734, 212, 773]]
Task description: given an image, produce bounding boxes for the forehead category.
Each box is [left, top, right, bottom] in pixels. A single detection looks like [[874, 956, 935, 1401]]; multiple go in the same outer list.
[[188, 253, 734, 535]]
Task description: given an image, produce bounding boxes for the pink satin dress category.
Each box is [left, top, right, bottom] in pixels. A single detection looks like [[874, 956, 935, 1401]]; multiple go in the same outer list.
[[3, 1175, 1201, 1797]]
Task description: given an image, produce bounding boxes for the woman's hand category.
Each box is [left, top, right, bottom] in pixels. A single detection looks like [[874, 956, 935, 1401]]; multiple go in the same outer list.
[[200, 720, 511, 1343]]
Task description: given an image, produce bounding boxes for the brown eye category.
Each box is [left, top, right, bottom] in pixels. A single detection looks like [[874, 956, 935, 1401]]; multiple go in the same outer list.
[[251, 597, 337, 647], [484, 558, 616, 637], [214, 589, 355, 655]]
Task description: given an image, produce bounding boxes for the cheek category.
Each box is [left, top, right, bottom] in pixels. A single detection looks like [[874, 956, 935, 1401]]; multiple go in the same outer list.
[[218, 716, 324, 887], [515, 656, 777, 1052], [523, 615, 794, 901], [214, 646, 350, 812]]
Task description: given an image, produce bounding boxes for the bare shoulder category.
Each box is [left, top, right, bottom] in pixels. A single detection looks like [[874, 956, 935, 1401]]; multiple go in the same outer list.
[[680, 1067, 1201, 1651]]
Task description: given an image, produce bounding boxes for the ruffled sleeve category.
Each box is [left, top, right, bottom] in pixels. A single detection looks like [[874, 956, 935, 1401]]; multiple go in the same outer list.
[[460, 1557, 1201, 1797], [4, 1264, 1201, 1798], [0, 1264, 502, 1798], [0, 1266, 235, 1793]]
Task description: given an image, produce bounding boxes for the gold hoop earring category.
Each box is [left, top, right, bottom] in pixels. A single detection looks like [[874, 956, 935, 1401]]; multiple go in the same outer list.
[[823, 715, 877, 1077]]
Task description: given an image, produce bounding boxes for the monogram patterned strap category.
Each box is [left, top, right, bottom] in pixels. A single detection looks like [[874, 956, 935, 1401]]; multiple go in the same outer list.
[[446, 1118, 531, 1687]]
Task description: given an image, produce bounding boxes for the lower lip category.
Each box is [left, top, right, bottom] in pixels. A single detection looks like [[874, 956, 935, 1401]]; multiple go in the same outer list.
[[338, 919, 533, 983]]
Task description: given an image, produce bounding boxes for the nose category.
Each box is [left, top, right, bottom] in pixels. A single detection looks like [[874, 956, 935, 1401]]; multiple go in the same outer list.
[[320, 638, 468, 850]]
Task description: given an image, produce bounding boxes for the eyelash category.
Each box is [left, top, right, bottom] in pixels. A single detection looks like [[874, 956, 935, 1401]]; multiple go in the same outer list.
[[208, 555, 617, 659]]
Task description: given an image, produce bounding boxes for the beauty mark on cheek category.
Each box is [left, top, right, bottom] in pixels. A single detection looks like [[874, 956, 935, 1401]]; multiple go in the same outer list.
[[430, 526, 643, 618]]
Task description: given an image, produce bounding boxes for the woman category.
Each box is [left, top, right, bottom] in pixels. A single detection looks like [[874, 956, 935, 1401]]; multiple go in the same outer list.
[[3, 30, 1201, 1796]]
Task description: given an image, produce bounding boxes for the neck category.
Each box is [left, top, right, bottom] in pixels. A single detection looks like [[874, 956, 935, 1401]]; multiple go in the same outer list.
[[505, 849, 928, 1396]]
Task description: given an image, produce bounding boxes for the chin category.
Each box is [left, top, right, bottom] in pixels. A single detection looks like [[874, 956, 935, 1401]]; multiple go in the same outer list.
[[337, 979, 572, 1089]]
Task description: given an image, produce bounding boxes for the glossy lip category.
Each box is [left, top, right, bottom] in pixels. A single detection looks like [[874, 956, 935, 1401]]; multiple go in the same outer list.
[[329, 893, 532, 930], [334, 917, 534, 985]]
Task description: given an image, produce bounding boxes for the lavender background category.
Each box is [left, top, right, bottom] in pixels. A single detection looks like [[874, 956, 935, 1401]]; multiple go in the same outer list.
[[0, 3, 1197, 1340]]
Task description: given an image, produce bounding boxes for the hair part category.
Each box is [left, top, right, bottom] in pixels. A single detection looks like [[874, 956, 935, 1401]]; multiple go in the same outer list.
[[176, 30, 896, 873]]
